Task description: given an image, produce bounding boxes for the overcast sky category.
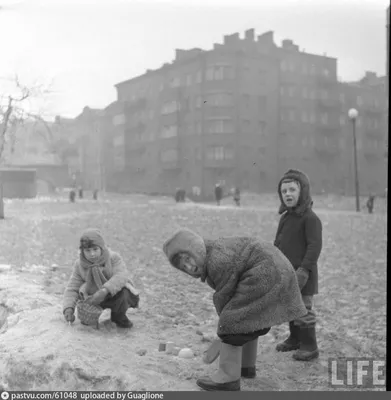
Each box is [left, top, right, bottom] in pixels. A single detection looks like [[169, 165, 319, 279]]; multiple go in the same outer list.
[[0, 0, 389, 119]]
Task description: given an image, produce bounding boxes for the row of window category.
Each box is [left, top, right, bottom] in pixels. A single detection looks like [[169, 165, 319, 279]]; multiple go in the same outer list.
[[160, 146, 235, 163], [280, 60, 331, 77], [281, 109, 381, 129], [281, 86, 383, 108], [297, 135, 382, 151]]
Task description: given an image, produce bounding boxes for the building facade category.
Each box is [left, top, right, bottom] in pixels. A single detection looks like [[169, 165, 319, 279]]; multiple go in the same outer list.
[[80, 29, 388, 198]]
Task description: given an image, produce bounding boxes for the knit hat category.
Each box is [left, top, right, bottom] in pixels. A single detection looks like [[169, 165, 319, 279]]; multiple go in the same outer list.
[[79, 228, 106, 250], [162, 228, 206, 270], [277, 169, 313, 216]]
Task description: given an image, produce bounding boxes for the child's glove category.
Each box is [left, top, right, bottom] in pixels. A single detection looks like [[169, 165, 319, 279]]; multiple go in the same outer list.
[[296, 267, 309, 290], [64, 308, 75, 323]]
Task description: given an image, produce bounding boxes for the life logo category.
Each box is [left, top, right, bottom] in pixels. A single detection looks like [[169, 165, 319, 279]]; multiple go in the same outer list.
[[1, 392, 9, 400]]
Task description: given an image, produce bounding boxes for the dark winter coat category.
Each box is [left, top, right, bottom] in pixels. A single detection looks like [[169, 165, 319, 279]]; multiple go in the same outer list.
[[201, 237, 307, 337], [274, 169, 322, 295]]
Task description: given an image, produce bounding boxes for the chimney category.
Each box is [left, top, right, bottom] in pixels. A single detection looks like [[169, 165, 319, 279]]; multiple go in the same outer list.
[[245, 28, 255, 41]]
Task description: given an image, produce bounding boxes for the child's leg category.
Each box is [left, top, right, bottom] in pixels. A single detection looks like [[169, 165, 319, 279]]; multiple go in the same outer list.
[[100, 288, 136, 328], [292, 295, 319, 361], [241, 338, 258, 378], [275, 321, 301, 352], [197, 342, 242, 391]]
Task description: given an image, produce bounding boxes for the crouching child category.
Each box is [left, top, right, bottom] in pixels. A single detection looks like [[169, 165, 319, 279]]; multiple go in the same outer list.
[[63, 228, 140, 328], [163, 228, 307, 391]]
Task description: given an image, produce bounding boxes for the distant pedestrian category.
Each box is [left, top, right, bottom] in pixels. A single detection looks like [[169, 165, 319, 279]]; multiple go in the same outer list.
[[93, 189, 98, 200], [366, 193, 375, 214], [175, 188, 181, 203], [180, 189, 186, 202], [78, 186, 83, 199], [214, 183, 223, 206], [69, 189, 76, 203], [233, 187, 241, 207]]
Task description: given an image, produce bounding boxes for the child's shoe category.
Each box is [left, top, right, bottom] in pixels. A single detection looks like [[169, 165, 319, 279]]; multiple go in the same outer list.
[[111, 312, 133, 329], [292, 326, 319, 361], [276, 321, 300, 352]]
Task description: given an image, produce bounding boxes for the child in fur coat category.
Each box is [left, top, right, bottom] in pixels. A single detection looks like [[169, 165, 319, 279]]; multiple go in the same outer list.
[[63, 228, 140, 328], [274, 169, 322, 361], [163, 229, 307, 391]]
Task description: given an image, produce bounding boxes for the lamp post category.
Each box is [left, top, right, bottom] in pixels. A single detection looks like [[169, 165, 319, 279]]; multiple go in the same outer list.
[[348, 108, 360, 212]]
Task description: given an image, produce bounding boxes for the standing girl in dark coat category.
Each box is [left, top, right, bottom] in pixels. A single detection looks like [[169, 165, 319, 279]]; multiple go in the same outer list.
[[274, 169, 323, 361], [163, 228, 307, 391]]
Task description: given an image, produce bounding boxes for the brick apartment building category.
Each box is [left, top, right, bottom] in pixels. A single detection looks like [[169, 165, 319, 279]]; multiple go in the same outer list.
[[77, 28, 388, 198]]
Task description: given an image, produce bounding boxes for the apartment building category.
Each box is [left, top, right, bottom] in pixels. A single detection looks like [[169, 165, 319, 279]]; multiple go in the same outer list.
[[101, 29, 387, 197]]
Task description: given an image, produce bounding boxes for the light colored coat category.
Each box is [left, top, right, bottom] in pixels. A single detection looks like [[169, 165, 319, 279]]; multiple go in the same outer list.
[[63, 250, 138, 312]]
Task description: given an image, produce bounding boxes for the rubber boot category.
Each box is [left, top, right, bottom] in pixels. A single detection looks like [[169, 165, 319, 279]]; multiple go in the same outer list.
[[196, 342, 242, 391], [292, 326, 319, 361], [241, 338, 258, 378], [276, 321, 300, 352]]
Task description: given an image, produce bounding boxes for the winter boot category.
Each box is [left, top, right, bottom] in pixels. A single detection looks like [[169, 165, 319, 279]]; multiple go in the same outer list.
[[196, 342, 242, 391], [292, 326, 319, 361], [241, 338, 258, 378], [276, 321, 300, 352], [111, 312, 133, 329]]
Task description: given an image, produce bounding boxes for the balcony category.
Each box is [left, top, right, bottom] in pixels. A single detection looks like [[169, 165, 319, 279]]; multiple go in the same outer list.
[[161, 160, 181, 170], [313, 141, 340, 158], [125, 98, 147, 114], [316, 98, 340, 110], [203, 158, 235, 169], [317, 123, 341, 136], [365, 127, 384, 139], [363, 106, 384, 117], [363, 146, 381, 161]]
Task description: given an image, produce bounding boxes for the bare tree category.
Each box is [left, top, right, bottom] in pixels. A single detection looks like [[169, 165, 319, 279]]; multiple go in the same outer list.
[[0, 75, 51, 219]]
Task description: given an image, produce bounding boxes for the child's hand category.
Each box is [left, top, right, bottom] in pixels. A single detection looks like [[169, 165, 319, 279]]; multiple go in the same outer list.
[[86, 288, 108, 306], [296, 267, 309, 290], [64, 308, 75, 323]]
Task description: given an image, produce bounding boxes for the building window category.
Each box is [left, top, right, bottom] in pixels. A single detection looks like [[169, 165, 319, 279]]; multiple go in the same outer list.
[[322, 68, 330, 77], [357, 96, 363, 106], [186, 74, 192, 86], [161, 101, 180, 115], [339, 93, 345, 103], [309, 64, 316, 75], [280, 87, 285, 96], [302, 64, 308, 74], [289, 61, 295, 72], [195, 122, 202, 135], [196, 70, 202, 83], [339, 115, 346, 126], [207, 119, 233, 134], [159, 83, 164, 92], [160, 125, 178, 138], [242, 119, 251, 131], [320, 90, 328, 100], [170, 77, 181, 88], [289, 110, 295, 121], [280, 60, 288, 71], [113, 134, 124, 147], [113, 114, 125, 126], [160, 149, 178, 162], [309, 90, 316, 100], [288, 87, 295, 97], [206, 93, 234, 107], [301, 111, 308, 123], [302, 87, 308, 98], [310, 112, 316, 124], [320, 112, 329, 125], [258, 96, 267, 111], [259, 121, 266, 136], [206, 65, 233, 81], [242, 94, 251, 107], [206, 146, 234, 161]]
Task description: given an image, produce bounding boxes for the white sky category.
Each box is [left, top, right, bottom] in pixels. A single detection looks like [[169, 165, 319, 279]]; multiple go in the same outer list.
[[0, 0, 389, 119]]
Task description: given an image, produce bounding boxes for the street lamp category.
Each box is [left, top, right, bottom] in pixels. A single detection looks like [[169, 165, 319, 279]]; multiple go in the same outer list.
[[348, 108, 360, 212]]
